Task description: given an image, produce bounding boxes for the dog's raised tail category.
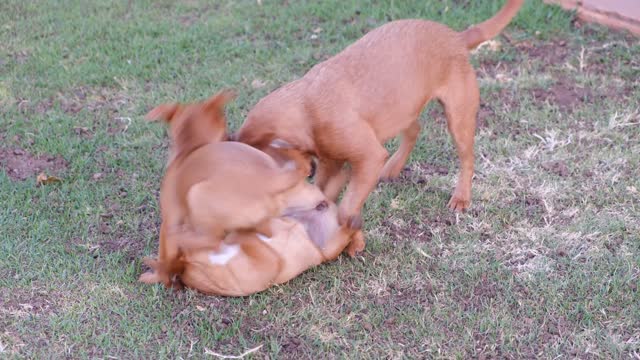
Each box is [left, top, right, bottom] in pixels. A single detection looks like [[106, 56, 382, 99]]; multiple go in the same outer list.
[[461, 0, 524, 50]]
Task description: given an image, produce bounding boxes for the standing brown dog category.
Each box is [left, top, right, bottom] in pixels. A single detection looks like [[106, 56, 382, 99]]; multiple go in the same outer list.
[[235, 1, 524, 228], [141, 90, 310, 287]]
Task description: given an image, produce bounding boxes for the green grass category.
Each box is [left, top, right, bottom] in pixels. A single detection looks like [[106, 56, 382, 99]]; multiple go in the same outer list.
[[1, 0, 639, 358]]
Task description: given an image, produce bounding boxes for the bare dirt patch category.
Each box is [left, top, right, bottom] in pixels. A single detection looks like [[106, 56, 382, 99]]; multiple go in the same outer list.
[[380, 217, 432, 243], [85, 197, 158, 262], [98, 231, 149, 262], [0, 287, 59, 320], [476, 39, 571, 78], [0, 147, 67, 181], [541, 160, 571, 177], [479, 37, 637, 115], [518, 40, 572, 65], [531, 76, 593, 111], [13, 49, 30, 64], [17, 86, 131, 117], [178, 4, 215, 27], [463, 273, 504, 312], [0, 287, 64, 357], [417, 162, 450, 176], [58, 86, 130, 115], [477, 103, 495, 128], [387, 162, 449, 186]]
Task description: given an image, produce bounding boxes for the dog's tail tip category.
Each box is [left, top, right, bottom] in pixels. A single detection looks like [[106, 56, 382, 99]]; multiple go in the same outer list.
[[461, 0, 525, 50]]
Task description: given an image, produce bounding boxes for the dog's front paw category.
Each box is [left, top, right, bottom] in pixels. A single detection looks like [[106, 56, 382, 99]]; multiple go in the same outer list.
[[378, 166, 402, 183], [447, 190, 471, 212], [345, 214, 363, 230], [346, 230, 365, 257], [139, 271, 161, 284], [337, 207, 357, 227]]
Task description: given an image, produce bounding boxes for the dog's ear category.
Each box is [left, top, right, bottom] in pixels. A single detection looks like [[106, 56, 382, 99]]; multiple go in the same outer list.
[[267, 139, 313, 177], [145, 103, 180, 123], [204, 89, 237, 113]]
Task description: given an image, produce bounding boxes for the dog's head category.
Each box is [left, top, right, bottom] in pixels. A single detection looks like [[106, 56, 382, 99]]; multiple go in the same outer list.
[[281, 182, 362, 248], [146, 90, 236, 162]]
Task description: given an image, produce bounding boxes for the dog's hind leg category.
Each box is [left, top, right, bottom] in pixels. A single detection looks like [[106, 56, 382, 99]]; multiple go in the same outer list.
[[439, 65, 479, 212], [379, 120, 421, 180]]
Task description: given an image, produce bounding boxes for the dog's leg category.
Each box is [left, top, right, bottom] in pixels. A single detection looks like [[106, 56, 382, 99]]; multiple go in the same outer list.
[[153, 221, 177, 287], [179, 226, 224, 252], [315, 159, 344, 193], [338, 129, 388, 225], [379, 121, 421, 180], [345, 230, 365, 257], [440, 68, 479, 212], [323, 166, 350, 202]]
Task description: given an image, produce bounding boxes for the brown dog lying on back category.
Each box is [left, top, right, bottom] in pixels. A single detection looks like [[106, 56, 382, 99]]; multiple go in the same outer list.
[[140, 90, 311, 287], [235, 1, 524, 237], [144, 182, 364, 296]]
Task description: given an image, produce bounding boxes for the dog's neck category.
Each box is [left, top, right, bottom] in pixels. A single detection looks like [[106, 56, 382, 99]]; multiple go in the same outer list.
[[168, 141, 207, 166]]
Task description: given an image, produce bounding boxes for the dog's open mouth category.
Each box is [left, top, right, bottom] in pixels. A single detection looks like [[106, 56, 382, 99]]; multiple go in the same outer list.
[[308, 158, 317, 178]]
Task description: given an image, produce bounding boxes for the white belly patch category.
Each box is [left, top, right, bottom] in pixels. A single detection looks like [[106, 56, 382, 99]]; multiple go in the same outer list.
[[256, 233, 272, 243], [208, 243, 241, 265]]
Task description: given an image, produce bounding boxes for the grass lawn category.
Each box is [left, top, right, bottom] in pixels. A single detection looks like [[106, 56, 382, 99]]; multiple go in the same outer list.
[[1, 0, 639, 358]]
